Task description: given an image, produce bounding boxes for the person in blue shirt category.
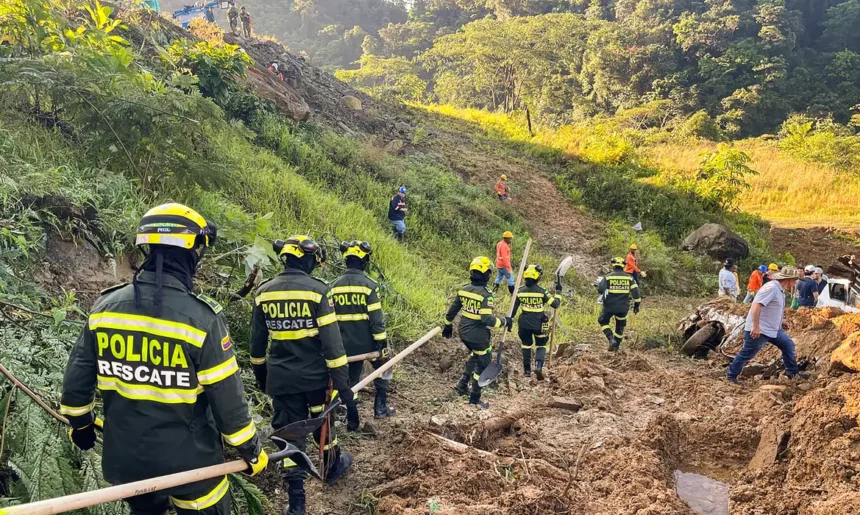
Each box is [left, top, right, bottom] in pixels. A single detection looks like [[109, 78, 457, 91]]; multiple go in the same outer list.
[[388, 187, 408, 242], [795, 265, 819, 308], [814, 267, 828, 295]]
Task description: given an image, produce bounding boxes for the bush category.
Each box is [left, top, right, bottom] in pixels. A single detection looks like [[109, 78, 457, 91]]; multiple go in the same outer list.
[[677, 111, 727, 141], [778, 115, 860, 170]]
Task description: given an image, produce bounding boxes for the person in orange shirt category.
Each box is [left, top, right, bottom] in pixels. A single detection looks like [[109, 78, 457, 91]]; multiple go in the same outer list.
[[495, 175, 510, 201], [624, 244, 645, 285], [493, 231, 514, 294], [744, 265, 767, 303]]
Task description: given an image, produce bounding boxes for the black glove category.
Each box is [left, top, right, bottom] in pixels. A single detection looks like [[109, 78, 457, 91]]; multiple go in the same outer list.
[[69, 424, 96, 451], [633, 304, 640, 315], [330, 366, 354, 404], [555, 281, 563, 294], [338, 386, 354, 405], [505, 316, 513, 332], [252, 364, 268, 392], [442, 324, 453, 338], [541, 312, 549, 323]]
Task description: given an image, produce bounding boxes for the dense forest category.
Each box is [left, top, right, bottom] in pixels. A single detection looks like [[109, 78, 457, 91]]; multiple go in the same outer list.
[[202, 0, 860, 136]]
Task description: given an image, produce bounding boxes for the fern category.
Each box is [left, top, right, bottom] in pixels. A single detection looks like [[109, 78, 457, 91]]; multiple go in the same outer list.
[[228, 473, 269, 515]]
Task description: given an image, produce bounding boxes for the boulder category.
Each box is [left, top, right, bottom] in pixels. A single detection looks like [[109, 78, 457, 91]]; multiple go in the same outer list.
[[831, 331, 860, 372], [681, 223, 750, 261], [342, 95, 362, 110], [384, 139, 405, 154]]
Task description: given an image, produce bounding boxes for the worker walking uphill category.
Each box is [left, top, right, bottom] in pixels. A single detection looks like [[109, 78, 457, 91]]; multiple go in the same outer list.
[[239, 6, 251, 38], [493, 231, 515, 294], [495, 175, 510, 201], [251, 236, 353, 515], [227, 3, 239, 36], [511, 265, 560, 380], [388, 186, 408, 242], [61, 204, 267, 515], [443, 257, 507, 409], [596, 257, 642, 352], [330, 241, 395, 433]]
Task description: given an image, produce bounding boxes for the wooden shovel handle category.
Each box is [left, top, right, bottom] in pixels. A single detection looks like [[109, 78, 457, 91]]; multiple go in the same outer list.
[[495, 239, 532, 355], [352, 326, 441, 393], [1, 460, 248, 515]]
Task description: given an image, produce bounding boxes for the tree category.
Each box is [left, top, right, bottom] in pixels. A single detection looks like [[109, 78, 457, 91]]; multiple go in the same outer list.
[[335, 54, 428, 101]]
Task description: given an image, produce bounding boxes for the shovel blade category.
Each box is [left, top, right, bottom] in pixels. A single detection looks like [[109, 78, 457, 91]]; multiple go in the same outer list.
[[272, 399, 342, 441], [381, 367, 394, 380], [269, 437, 321, 480], [478, 362, 503, 388]]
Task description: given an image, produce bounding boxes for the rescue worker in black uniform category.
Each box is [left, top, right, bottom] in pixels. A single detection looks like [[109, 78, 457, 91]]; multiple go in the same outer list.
[[61, 203, 267, 515], [511, 264, 560, 380], [596, 257, 642, 352], [250, 235, 353, 515], [330, 241, 396, 432], [442, 256, 507, 409]]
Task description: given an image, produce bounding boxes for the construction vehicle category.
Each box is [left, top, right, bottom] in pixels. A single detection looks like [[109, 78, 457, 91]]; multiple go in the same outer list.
[[172, 2, 221, 28]]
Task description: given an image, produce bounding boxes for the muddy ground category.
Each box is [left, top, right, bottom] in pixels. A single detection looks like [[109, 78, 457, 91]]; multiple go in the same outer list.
[[254, 308, 860, 515]]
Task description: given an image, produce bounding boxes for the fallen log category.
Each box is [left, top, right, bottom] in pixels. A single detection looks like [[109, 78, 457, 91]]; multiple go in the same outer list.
[[428, 433, 567, 477], [472, 407, 531, 435]]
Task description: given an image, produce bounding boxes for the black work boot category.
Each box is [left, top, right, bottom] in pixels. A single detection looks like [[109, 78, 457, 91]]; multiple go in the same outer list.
[[493, 283, 500, 293], [508, 284, 515, 295], [469, 384, 489, 409], [283, 480, 306, 515], [454, 374, 469, 396], [608, 336, 621, 352], [326, 452, 354, 485], [535, 347, 546, 380], [373, 384, 396, 419], [346, 403, 360, 432], [612, 335, 623, 352], [522, 348, 532, 377]]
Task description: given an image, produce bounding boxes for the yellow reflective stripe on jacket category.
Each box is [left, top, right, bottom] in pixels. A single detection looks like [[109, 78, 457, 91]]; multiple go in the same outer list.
[[517, 292, 545, 298], [471, 347, 490, 356], [271, 328, 319, 340], [317, 312, 337, 327], [522, 306, 545, 312], [478, 308, 493, 315], [372, 331, 387, 341], [255, 291, 322, 305], [60, 400, 95, 417], [222, 421, 256, 446], [97, 376, 198, 404], [367, 302, 382, 312], [170, 476, 229, 510], [89, 312, 207, 348], [458, 290, 485, 301], [330, 286, 372, 295], [326, 355, 348, 368], [608, 289, 631, 294], [336, 313, 369, 322], [250, 356, 267, 365], [461, 311, 481, 320], [197, 356, 239, 386]]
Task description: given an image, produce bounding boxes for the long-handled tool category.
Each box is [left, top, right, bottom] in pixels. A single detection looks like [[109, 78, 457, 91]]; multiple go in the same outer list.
[[478, 239, 532, 388], [2, 437, 318, 515], [546, 256, 574, 370], [273, 326, 441, 441]]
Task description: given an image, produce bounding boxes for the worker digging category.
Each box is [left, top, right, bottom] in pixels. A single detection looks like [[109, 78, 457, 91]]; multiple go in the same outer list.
[[510, 264, 560, 380], [329, 240, 395, 432], [596, 257, 642, 352], [443, 256, 507, 409], [250, 235, 354, 515]]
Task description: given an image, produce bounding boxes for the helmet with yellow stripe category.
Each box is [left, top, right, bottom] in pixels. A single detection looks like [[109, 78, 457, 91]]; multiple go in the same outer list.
[[135, 203, 217, 250], [274, 235, 326, 266], [469, 256, 493, 274], [523, 264, 543, 281], [340, 240, 373, 260], [611, 257, 625, 268]]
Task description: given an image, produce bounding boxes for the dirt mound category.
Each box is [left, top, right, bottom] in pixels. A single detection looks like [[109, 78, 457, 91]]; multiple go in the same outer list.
[[769, 227, 860, 275]]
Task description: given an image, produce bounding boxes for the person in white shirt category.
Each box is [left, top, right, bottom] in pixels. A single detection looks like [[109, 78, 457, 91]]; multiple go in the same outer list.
[[718, 258, 739, 300]]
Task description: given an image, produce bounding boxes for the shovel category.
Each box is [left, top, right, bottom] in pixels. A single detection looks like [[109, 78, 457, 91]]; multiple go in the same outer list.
[[2, 436, 318, 515], [273, 326, 441, 441], [546, 255, 575, 370], [478, 239, 532, 388]]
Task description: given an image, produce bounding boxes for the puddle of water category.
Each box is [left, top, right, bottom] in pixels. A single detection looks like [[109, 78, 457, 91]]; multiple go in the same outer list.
[[673, 470, 730, 515]]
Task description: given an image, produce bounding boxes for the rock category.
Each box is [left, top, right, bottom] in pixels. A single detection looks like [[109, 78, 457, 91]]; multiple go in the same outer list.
[[797, 382, 812, 391], [590, 376, 606, 389], [831, 332, 860, 372], [748, 419, 789, 471], [384, 139, 405, 154], [810, 315, 829, 330], [681, 223, 750, 261], [342, 95, 362, 110], [573, 344, 591, 353], [438, 355, 454, 372], [648, 397, 665, 406], [550, 396, 583, 411], [759, 385, 786, 393], [613, 388, 626, 399], [361, 422, 378, 436], [430, 415, 448, 427]]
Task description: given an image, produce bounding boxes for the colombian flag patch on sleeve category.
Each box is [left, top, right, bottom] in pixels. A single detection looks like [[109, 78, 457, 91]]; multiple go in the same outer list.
[[221, 335, 233, 351]]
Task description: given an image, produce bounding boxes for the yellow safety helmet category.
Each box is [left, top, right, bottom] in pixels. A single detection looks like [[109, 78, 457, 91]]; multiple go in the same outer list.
[[275, 235, 326, 264], [501, 174, 508, 181], [629, 243, 638, 250], [611, 257, 625, 268], [135, 203, 217, 250], [502, 231, 513, 239], [523, 264, 543, 280], [768, 263, 779, 271], [340, 240, 372, 260], [469, 256, 494, 274]]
